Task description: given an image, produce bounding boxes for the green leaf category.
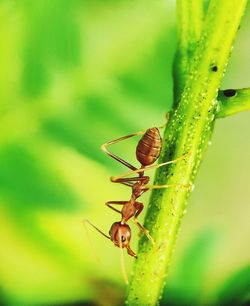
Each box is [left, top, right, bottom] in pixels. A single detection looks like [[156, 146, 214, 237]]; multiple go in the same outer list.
[[21, 0, 81, 97], [214, 265, 250, 306], [0, 143, 78, 211]]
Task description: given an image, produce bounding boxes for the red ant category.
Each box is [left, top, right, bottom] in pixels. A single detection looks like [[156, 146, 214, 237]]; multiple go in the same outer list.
[[84, 114, 189, 279]]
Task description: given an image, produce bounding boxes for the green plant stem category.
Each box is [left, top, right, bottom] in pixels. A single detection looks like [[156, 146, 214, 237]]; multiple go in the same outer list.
[[126, 1, 247, 305], [217, 88, 250, 118], [174, 0, 250, 119], [173, 0, 204, 104]]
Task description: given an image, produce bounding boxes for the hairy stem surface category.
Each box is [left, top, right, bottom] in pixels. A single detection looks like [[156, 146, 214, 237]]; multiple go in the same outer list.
[[173, 0, 204, 104]]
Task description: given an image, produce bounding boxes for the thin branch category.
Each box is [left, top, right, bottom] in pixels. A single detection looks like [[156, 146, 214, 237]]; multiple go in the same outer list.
[[126, 1, 248, 305], [217, 88, 250, 118]]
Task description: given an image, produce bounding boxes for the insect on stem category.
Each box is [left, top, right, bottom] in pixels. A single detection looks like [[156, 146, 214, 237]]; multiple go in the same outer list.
[[84, 115, 190, 277]]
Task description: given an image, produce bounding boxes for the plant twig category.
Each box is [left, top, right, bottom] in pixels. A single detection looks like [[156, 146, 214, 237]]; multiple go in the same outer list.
[[217, 88, 250, 118], [126, 1, 247, 305]]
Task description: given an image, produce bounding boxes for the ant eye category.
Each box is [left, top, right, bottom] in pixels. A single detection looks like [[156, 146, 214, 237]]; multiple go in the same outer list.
[[121, 235, 126, 242]]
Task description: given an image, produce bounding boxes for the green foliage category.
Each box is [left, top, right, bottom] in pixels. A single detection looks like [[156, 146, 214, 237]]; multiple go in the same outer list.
[[0, 143, 77, 209], [215, 265, 250, 306], [0, 1, 249, 306]]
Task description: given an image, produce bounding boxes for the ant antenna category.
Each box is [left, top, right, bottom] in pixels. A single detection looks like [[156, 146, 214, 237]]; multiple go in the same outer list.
[[83, 219, 110, 262], [119, 233, 129, 285], [83, 219, 110, 240]]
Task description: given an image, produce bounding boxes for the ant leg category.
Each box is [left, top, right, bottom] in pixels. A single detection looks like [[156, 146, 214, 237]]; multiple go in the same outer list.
[[111, 151, 191, 180], [101, 114, 169, 173], [131, 202, 155, 244], [101, 130, 145, 171], [140, 183, 191, 191], [105, 201, 127, 214], [111, 176, 150, 187], [142, 151, 191, 173], [158, 112, 170, 129], [132, 219, 155, 245]]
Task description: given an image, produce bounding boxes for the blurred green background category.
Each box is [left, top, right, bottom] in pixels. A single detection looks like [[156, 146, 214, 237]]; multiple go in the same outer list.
[[0, 1, 249, 305]]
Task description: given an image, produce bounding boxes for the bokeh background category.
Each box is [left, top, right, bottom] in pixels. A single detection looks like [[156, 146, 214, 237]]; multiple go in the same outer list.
[[0, 1, 249, 305]]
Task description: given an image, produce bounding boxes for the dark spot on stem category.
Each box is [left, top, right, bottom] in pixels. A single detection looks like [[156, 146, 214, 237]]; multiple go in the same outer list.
[[211, 65, 218, 72], [223, 89, 237, 97]]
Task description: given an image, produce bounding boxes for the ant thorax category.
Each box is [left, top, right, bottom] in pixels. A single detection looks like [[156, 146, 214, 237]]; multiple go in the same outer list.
[[121, 201, 137, 223], [132, 181, 144, 198]]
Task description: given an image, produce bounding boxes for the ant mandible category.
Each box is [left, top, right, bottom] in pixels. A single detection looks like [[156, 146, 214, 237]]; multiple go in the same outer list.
[[84, 113, 189, 259]]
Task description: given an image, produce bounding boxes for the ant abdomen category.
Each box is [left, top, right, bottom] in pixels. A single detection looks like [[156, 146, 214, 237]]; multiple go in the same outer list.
[[136, 128, 162, 166]]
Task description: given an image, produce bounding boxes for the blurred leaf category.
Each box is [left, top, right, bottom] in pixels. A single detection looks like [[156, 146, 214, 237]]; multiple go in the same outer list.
[[42, 97, 125, 168], [22, 0, 81, 97], [0, 143, 78, 211], [0, 0, 248, 305], [117, 29, 176, 110], [214, 265, 250, 306], [162, 228, 219, 306]]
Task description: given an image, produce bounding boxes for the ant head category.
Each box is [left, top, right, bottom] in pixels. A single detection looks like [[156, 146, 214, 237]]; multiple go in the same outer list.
[[109, 222, 131, 247], [109, 222, 136, 258]]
